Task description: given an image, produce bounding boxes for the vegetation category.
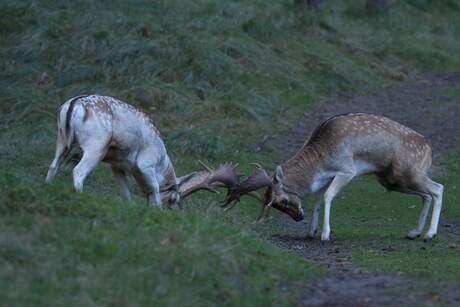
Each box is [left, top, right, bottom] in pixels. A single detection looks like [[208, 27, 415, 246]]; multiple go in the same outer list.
[[347, 151, 460, 302], [1, 0, 460, 305]]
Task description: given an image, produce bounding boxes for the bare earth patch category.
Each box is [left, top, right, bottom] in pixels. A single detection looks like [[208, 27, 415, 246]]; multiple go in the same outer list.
[[299, 273, 414, 307], [267, 73, 460, 306]]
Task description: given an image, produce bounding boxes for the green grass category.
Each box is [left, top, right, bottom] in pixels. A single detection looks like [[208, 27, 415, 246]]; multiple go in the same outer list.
[[0, 175, 321, 306], [328, 150, 460, 282], [339, 176, 459, 278], [2, 0, 460, 305]]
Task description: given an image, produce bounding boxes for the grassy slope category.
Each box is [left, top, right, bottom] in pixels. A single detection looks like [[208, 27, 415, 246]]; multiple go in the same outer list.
[[1, 0, 460, 305], [0, 179, 319, 306]]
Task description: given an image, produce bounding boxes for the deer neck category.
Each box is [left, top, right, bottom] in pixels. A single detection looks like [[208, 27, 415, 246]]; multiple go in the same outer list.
[[281, 145, 324, 198]]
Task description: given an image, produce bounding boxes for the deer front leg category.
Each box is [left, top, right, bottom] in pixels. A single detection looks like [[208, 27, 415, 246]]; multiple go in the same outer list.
[[307, 189, 325, 239], [138, 167, 162, 208], [322, 172, 355, 241], [111, 166, 132, 201]]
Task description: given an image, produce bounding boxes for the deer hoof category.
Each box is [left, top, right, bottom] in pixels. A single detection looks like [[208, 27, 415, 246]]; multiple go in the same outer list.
[[307, 230, 317, 240], [406, 230, 421, 240], [423, 233, 436, 242]]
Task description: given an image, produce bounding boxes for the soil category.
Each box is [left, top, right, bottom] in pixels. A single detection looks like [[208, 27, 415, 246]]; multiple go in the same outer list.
[[266, 73, 460, 306], [272, 73, 460, 175]]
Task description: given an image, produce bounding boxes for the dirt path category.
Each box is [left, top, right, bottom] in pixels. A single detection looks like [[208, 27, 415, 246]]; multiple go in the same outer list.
[[273, 73, 460, 174], [266, 73, 460, 306]]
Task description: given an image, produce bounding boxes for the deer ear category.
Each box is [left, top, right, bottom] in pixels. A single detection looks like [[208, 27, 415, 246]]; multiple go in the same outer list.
[[274, 165, 284, 186]]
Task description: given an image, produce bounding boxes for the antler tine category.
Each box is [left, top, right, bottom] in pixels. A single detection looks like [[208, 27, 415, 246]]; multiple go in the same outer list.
[[178, 162, 241, 201], [228, 162, 245, 178], [238, 167, 272, 194], [222, 198, 238, 211], [209, 163, 240, 188], [220, 163, 272, 211], [256, 204, 270, 223], [247, 191, 265, 203], [198, 160, 213, 172], [249, 162, 263, 169], [221, 191, 264, 212]]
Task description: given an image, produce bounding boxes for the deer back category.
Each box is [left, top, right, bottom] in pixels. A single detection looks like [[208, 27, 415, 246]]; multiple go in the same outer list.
[[282, 113, 432, 194], [65, 95, 176, 188]]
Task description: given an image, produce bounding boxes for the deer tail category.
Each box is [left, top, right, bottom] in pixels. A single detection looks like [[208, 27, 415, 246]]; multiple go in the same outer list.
[[62, 95, 88, 148]]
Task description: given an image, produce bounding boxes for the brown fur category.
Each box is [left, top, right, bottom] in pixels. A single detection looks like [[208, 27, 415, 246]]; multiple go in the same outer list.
[[224, 113, 443, 240], [282, 113, 432, 196]]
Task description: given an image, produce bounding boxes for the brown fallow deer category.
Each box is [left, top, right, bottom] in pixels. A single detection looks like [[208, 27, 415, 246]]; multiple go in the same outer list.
[[46, 95, 238, 207], [221, 113, 444, 241]]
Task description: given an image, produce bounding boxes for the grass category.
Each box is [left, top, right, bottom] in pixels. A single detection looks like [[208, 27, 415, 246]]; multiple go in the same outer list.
[[0, 175, 321, 306], [1, 0, 460, 305], [331, 151, 460, 305], [332, 174, 460, 279]]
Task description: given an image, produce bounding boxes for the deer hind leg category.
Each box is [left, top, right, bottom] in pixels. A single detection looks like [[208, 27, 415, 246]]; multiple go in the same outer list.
[[376, 175, 430, 239], [111, 166, 132, 201], [407, 194, 432, 239], [423, 178, 444, 241], [72, 142, 109, 192], [307, 188, 325, 239], [379, 174, 443, 240], [322, 172, 355, 241], [46, 129, 70, 183]]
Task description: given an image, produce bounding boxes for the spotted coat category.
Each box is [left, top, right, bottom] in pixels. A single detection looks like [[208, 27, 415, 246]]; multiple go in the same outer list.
[[264, 113, 443, 242], [46, 95, 178, 207]]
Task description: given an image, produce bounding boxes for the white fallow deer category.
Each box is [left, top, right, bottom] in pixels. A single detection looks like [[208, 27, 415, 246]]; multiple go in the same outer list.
[[46, 95, 238, 207], [221, 113, 444, 241]]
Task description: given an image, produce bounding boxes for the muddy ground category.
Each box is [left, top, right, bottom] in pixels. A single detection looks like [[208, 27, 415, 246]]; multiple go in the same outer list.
[[267, 73, 460, 306]]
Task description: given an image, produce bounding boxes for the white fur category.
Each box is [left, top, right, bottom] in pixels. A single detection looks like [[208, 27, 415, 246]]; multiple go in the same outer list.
[[46, 95, 176, 208]]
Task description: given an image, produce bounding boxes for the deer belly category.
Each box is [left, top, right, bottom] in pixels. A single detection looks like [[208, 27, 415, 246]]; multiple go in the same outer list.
[[353, 160, 378, 175], [103, 147, 136, 170]]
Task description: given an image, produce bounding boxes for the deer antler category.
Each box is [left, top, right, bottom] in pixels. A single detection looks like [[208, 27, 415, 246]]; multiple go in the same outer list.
[[177, 161, 241, 200], [220, 163, 273, 211]]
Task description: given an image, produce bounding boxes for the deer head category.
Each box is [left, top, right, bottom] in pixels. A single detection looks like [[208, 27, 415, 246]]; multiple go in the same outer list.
[[221, 164, 304, 222]]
